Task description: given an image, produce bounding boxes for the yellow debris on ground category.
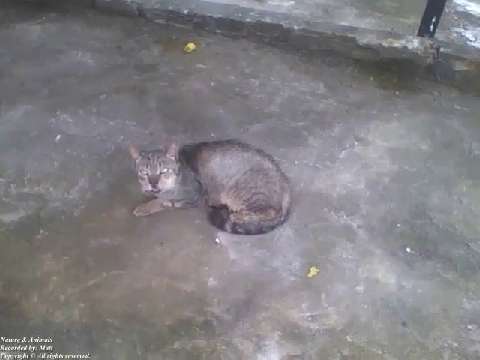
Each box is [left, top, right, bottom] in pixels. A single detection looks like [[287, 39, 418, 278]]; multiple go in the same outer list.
[[184, 42, 197, 53], [307, 266, 320, 278]]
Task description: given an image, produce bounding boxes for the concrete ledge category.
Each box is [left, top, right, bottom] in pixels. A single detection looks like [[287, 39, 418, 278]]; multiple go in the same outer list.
[[93, 0, 431, 62], [22, 0, 95, 8], [21, 0, 480, 92], [95, 0, 139, 16], [95, 0, 480, 71]]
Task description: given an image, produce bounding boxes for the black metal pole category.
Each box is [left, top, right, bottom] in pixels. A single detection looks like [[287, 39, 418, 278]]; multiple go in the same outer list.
[[417, 0, 448, 38]]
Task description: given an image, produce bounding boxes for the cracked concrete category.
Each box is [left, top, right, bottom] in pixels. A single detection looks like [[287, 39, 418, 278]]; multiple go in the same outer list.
[[1, 2, 480, 360]]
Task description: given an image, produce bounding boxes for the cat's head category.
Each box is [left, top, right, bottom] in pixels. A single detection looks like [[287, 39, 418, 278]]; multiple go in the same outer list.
[[129, 144, 179, 195]]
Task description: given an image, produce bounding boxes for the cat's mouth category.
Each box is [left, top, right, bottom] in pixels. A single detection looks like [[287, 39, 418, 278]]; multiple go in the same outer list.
[[147, 189, 162, 194]]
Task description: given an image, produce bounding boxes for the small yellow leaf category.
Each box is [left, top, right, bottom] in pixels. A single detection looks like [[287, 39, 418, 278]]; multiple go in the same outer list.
[[184, 42, 197, 53], [307, 266, 320, 278]]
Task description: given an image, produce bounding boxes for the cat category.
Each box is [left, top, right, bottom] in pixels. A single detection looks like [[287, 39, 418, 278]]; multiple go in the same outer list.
[[129, 140, 291, 235]]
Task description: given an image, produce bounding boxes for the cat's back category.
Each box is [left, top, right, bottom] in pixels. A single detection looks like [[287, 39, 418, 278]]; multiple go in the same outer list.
[[180, 140, 282, 180], [180, 140, 291, 233]]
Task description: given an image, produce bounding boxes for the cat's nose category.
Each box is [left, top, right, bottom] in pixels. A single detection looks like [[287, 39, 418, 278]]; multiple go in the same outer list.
[[148, 176, 160, 187]]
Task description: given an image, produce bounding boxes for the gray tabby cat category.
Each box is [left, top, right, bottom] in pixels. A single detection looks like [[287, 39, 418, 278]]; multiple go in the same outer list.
[[129, 140, 291, 235]]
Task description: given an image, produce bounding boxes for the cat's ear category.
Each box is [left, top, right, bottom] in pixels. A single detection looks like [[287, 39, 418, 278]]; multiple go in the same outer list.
[[128, 144, 140, 160], [166, 143, 177, 160]]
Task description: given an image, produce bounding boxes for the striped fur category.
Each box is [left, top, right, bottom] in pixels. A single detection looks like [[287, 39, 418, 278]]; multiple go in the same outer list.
[[132, 140, 291, 235]]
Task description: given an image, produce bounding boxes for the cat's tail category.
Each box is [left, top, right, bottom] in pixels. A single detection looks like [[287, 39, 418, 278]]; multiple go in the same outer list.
[[208, 202, 290, 235]]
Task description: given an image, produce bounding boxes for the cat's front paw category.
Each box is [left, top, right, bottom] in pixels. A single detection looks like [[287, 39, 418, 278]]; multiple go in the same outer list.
[[133, 203, 157, 217], [133, 205, 150, 217], [133, 199, 169, 217]]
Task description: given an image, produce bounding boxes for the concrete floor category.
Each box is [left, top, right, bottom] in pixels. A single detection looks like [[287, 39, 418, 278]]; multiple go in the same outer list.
[[1, 3, 480, 360]]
